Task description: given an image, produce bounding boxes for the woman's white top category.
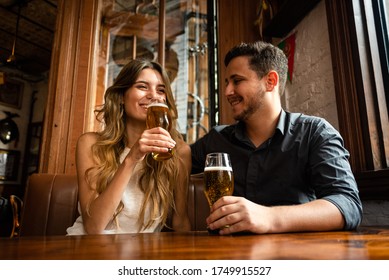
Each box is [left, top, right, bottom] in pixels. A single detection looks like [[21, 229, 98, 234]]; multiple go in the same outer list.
[[66, 147, 162, 235]]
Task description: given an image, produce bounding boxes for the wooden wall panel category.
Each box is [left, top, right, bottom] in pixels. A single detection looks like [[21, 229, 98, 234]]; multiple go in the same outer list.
[[39, 0, 80, 174], [217, 0, 259, 124], [66, 0, 100, 174], [39, 0, 99, 175]]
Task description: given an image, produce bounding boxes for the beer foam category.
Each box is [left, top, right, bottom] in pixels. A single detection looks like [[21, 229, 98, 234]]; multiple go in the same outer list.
[[147, 102, 168, 108], [204, 166, 232, 171]]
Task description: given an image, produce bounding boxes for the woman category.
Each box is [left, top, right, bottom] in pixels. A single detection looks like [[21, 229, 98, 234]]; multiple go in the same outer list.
[[67, 59, 191, 235]]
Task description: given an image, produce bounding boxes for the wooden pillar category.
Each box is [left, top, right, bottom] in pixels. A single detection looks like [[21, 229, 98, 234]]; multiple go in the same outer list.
[[217, 0, 259, 125], [39, 0, 99, 174]]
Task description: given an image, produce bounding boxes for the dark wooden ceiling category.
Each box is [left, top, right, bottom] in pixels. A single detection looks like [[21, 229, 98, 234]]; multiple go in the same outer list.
[[0, 0, 57, 75]]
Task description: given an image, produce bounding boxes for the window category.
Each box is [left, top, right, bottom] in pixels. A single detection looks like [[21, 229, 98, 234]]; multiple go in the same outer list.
[[372, 0, 389, 109], [95, 0, 216, 144], [326, 0, 389, 199]]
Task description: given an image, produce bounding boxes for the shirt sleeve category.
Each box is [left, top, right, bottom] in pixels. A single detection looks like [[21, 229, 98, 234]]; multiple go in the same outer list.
[[190, 133, 208, 174], [190, 125, 230, 174], [308, 119, 363, 230]]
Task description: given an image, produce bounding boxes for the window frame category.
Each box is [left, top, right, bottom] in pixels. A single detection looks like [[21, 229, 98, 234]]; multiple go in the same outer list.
[[326, 0, 389, 200], [372, 0, 389, 108]]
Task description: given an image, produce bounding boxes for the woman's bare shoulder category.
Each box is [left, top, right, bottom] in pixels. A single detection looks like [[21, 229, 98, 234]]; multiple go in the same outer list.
[[76, 132, 99, 174], [77, 132, 99, 148]]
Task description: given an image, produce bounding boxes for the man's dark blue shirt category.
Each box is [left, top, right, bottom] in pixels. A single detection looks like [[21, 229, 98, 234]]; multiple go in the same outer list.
[[190, 110, 363, 230]]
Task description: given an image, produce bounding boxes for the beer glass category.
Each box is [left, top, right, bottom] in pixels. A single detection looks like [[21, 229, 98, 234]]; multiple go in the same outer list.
[[146, 98, 173, 161], [204, 152, 234, 233]]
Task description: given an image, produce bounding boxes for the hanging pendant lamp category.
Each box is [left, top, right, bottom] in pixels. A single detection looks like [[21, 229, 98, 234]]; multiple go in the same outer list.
[[7, 3, 22, 64]]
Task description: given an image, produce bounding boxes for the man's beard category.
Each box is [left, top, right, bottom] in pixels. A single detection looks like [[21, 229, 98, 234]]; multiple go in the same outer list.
[[233, 90, 265, 121], [234, 104, 257, 121]]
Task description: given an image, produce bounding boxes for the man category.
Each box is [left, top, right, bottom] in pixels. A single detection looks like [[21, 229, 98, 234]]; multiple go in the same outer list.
[[191, 41, 362, 235]]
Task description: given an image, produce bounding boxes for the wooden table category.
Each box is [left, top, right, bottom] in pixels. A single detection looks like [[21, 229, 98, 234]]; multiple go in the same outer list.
[[1, 226, 389, 260]]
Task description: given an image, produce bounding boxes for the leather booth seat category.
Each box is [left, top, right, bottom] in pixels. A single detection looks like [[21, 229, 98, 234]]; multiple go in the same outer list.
[[20, 174, 79, 236], [20, 173, 209, 236]]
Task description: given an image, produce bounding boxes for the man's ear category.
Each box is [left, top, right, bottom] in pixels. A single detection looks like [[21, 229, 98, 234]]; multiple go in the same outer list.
[[265, 71, 279, 91]]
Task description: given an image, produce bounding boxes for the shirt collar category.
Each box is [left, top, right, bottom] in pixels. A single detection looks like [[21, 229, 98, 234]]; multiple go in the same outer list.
[[276, 109, 287, 136], [232, 109, 286, 146]]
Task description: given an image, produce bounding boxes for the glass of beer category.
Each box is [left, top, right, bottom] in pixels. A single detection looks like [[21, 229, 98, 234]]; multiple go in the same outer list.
[[203, 152, 234, 234], [146, 98, 174, 161]]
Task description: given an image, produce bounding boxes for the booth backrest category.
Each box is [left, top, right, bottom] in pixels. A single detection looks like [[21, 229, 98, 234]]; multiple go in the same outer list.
[[20, 173, 79, 236], [20, 173, 209, 236], [187, 173, 209, 231]]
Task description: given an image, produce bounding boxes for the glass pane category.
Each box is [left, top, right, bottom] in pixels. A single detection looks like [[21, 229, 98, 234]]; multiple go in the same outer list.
[[96, 0, 210, 144]]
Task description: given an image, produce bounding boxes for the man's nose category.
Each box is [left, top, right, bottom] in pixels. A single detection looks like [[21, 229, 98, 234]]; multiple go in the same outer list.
[[224, 83, 234, 96]]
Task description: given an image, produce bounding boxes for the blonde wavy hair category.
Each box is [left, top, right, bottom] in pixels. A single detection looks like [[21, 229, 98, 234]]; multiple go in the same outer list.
[[86, 59, 185, 232]]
